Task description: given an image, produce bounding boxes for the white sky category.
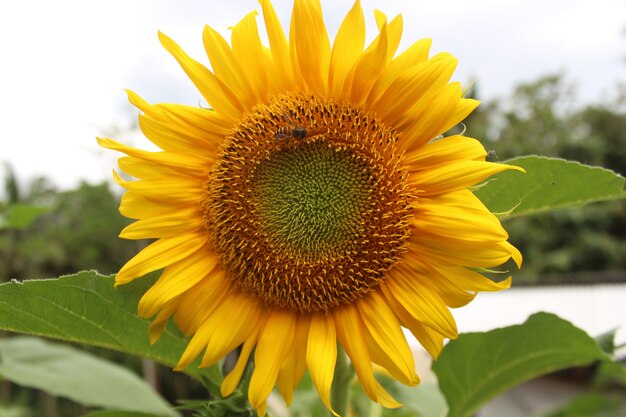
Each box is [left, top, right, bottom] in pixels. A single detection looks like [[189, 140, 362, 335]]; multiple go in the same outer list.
[[1, 0, 625, 191]]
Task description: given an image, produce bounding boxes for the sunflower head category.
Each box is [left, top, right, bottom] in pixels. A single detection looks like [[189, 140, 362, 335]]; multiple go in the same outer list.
[[99, 1, 522, 415]]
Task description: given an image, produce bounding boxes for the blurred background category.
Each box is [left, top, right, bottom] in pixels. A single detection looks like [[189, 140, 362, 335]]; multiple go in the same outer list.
[[1, 0, 625, 416]]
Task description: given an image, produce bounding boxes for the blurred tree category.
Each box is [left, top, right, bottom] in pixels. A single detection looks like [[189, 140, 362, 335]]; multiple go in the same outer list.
[[1, 163, 57, 281], [0, 176, 139, 281]]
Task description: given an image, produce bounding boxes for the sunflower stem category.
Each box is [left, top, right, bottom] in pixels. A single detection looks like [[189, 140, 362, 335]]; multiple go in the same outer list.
[[331, 345, 353, 417]]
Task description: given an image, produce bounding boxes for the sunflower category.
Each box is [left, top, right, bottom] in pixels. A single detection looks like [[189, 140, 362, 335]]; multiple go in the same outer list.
[[99, 0, 522, 415]]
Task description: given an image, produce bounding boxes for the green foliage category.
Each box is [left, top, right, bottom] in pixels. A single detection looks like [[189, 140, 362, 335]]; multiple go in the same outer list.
[[85, 412, 165, 417], [475, 156, 625, 218], [0, 337, 177, 417], [0, 181, 138, 282], [432, 313, 609, 417], [288, 372, 327, 417], [540, 393, 626, 417], [177, 395, 255, 417], [351, 378, 448, 417], [0, 404, 32, 417], [0, 271, 222, 388], [0, 204, 51, 231]]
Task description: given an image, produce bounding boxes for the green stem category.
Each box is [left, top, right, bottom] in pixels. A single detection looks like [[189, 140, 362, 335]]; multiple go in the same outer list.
[[331, 345, 353, 417]]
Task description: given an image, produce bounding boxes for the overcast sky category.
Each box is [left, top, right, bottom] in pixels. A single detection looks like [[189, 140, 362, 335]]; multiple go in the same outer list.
[[1, 0, 625, 191]]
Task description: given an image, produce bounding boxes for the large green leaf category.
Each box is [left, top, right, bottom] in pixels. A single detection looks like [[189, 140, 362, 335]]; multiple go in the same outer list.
[[0, 271, 221, 387], [474, 156, 625, 218], [432, 313, 609, 417], [0, 336, 177, 417]]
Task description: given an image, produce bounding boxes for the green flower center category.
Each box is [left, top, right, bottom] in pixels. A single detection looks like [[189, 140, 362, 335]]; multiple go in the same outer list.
[[251, 141, 373, 260]]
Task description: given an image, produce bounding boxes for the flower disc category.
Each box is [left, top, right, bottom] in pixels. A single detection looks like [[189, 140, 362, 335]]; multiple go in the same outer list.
[[205, 93, 414, 312]]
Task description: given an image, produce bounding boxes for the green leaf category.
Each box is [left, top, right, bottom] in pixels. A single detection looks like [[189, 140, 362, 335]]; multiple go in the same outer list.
[[2, 203, 50, 230], [540, 393, 626, 417], [0, 404, 31, 417], [84, 412, 164, 417], [289, 372, 327, 417], [384, 383, 448, 417], [350, 375, 448, 417], [0, 336, 177, 417], [0, 271, 221, 388], [474, 156, 626, 218], [593, 360, 626, 389], [594, 329, 618, 355], [432, 312, 609, 417]]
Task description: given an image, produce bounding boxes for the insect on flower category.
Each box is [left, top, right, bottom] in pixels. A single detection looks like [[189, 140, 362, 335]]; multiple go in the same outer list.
[[275, 112, 307, 140]]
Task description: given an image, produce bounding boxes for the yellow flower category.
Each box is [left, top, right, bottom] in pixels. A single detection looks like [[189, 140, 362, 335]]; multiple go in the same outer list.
[[100, 0, 522, 415]]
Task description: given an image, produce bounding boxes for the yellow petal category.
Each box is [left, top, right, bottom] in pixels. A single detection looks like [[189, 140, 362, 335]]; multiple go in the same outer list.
[[125, 91, 225, 152], [404, 135, 487, 169], [155, 101, 232, 132], [408, 231, 520, 269], [334, 304, 401, 408], [173, 271, 231, 337], [372, 53, 457, 126], [398, 81, 462, 149], [203, 24, 257, 109], [138, 247, 219, 318], [436, 265, 512, 293], [407, 263, 476, 308], [118, 191, 180, 220], [98, 137, 210, 175], [384, 269, 458, 339], [222, 332, 259, 397], [373, 11, 402, 62], [117, 156, 181, 180], [231, 11, 270, 100], [292, 0, 330, 94], [359, 292, 419, 385], [147, 296, 182, 344], [409, 161, 525, 196], [259, 0, 296, 90], [249, 310, 296, 409], [378, 37, 432, 91], [412, 192, 508, 242], [119, 206, 204, 240], [381, 287, 445, 358], [116, 233, 207, 285], [502, 240, 523, 268], [200, 294, 262, 368], [328, 0, 365, 97], [158, 31, 243, 122], [393, 37, 432, 67], [176, 291, 260, 370], [306, 313, 337, 415], [136, 115, 216, 159], [349, 23, 388, 104], [439, 97, 480, 135], [277, 315, 310, 405], [114, 172, 204, 205]]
